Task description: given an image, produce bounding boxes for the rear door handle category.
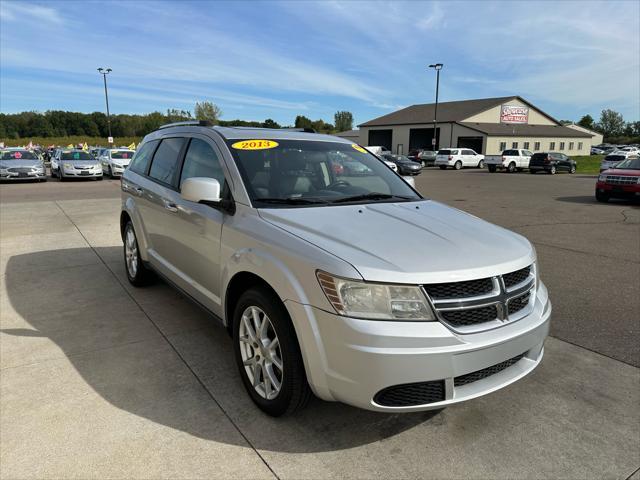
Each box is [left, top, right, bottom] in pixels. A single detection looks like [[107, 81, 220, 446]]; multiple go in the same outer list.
[[134, 187, 144, 196], [163, 200, 178, 212]]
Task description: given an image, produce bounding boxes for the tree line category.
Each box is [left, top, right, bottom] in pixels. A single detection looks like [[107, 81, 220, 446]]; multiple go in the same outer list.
[[0, 101, 356, 140], [573, 109, 640, 144]]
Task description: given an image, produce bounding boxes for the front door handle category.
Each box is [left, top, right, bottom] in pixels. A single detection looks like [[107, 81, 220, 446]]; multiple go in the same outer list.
[[163, 200, 178, 212]]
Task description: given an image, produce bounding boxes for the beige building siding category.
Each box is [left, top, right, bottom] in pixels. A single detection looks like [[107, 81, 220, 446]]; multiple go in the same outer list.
[[566, 124, 603, 145], [463, 98, 556, 125], [485, 136, 590, 155]]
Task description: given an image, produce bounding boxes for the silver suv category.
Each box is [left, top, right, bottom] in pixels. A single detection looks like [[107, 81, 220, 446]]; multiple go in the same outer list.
[[121, 122, 551, 416]]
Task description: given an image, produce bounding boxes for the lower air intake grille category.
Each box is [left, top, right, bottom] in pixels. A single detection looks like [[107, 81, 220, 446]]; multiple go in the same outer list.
[[374, 380, 445, 407], [441, 305, 498, 326], [454, 353, 525, 387]]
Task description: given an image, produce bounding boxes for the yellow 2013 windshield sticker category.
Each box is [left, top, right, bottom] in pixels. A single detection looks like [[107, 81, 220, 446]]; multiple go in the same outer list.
[[231, 139, 279, 150], [352, 144, 367, 153]]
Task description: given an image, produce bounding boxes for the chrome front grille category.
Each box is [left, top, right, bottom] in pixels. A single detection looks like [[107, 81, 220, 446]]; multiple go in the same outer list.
[[8, 167, 34, 173], [605, 175, 639, 185], [424, 264, 535, 333]]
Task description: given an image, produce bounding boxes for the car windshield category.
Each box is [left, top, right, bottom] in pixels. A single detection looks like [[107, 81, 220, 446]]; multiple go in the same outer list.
[[613, 158, 640, 169], [61, 151, 92, 160], [1, 150, 37, 160], [111, 151, 133, 159], [226, 139, 421, 207]]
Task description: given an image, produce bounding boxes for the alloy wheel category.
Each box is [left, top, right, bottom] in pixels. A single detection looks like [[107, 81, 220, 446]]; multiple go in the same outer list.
[[238, 306, 283, 400], [124, 227, 138, 278]]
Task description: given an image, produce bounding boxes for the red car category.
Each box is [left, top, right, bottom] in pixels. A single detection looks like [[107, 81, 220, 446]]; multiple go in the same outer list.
[[596, 156, 640, 202]]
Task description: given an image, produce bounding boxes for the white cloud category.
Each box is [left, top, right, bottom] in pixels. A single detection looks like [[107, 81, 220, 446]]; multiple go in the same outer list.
[[0, 1, 63, 24]]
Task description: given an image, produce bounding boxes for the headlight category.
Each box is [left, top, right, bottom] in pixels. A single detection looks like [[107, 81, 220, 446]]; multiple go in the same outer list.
[[63, 163, 73, 169], [598, 174, 607, 181], [0, 168, 8, 174], [316, 271, 435, 321]]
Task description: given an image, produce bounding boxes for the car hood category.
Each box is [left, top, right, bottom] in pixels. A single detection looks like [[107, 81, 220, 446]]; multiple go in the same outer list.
[[61, 160, 99, 167], [603, 168, 640, 175], [259, 200, 535, 284], [0, 159, 42, 168]]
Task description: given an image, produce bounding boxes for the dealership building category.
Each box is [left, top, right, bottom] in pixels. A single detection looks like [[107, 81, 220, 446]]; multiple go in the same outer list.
[[357, 96, 594, 156]]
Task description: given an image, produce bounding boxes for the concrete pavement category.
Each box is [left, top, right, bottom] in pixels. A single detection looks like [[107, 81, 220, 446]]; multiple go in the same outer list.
[[1, 173, 639, 479]]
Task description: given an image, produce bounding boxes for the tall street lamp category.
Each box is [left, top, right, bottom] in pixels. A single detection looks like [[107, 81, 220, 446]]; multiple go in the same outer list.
[[428, 63, 443, 150], [97, 67, 112, 143]]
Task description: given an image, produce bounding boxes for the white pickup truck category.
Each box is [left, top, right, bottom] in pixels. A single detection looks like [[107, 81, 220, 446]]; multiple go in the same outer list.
[[485, 149, 533, 173]]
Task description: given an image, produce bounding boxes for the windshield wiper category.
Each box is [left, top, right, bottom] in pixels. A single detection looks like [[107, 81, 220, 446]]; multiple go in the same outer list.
[[254, 197, 329, 205], [331, 193, 412, 204]]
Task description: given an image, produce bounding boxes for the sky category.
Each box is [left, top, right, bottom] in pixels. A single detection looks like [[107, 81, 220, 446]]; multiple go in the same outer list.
[[1, 0, 639, 126]]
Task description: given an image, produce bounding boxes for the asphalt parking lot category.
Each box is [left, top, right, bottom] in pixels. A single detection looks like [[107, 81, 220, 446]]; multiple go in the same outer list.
[[1, 170, 639, 479]]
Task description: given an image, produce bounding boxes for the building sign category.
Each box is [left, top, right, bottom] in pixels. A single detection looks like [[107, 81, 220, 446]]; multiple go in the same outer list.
[[500, 105, 529, 124]]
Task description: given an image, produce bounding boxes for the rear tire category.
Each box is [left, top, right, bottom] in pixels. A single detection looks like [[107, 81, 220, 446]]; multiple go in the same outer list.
[[477, 159, 485, 169], [233, 287, 312, 416], [123, 221, 154, 286], [454, 161, 462, 170], [507, 162, 516, 173], [488, 165, 497, 173], [549, 166, 556, 175], [595, 190, 609, 203]]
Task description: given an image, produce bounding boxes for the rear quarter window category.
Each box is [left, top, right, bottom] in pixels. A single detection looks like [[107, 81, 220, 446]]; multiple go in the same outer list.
[[502, 150, 519, 156], [129, 140, 159, 175]]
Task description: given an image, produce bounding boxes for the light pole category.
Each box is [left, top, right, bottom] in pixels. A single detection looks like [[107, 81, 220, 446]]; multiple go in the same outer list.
[[428, 63, 443, 150], [97, 68, 112, 143]]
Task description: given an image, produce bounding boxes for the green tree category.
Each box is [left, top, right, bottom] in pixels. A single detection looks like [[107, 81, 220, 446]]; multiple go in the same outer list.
[[294, 115, 313, 129], [334, 111, 354, 132], [597, 109, 625, 138], [577, 114, 595, 131], [194, 101, 222, 124], [262, 118, 280, 129]]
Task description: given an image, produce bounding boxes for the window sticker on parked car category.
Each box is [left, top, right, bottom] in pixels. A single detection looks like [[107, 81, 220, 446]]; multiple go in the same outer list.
[[231, 140, 279, 150], [73, 152, 80, 159], [14, 152, 22, 159], [352, 144, 367, 153]]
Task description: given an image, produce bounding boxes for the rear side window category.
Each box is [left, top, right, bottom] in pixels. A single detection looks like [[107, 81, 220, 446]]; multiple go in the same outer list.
[[129, 140, 159, 175], [531, 153, 547, 160], [438, 150, 451, 155], [149, 138, 186, 186], [180, 138, 226, 189], [502, 150, 519, 156]]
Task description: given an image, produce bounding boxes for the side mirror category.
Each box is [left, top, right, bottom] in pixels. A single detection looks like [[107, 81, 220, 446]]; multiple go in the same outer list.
[[181, 177, 221, 203]]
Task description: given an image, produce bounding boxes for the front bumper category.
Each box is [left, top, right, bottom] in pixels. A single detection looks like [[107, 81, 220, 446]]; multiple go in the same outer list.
[[596, 183, 640, 198], [62, 169, 103, 177], [109, 164, 128, 176], [1, 171, 47, 180], [286, 282, 551, 412]]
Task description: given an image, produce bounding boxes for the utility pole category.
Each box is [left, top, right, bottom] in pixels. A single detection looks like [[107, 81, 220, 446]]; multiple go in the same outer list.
[[97, 68, 113, 143], [428, 63, 443, 150]]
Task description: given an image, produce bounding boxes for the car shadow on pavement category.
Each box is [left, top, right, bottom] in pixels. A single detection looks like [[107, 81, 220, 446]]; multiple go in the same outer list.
[[3, 247, 440, 453], [555, 195, 640, 205]]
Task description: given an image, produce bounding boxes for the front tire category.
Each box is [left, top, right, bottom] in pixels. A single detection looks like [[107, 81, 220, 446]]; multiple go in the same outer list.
[[549, 165, 557, 175], [123, 221, 154, 286], [570, 165, 576, 174], [233, 287, 312, 417]]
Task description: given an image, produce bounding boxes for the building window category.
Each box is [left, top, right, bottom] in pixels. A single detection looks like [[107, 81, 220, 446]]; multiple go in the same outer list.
[[534, 141, 540, 150], [512, 142, 518, 148], [559, 142, 565, 150], [569, 142, 574, 150], [578, 142, 583, 150], [523, 142, 530, 149], [499, 141, 507, 151], [550, 142, 556, 150]]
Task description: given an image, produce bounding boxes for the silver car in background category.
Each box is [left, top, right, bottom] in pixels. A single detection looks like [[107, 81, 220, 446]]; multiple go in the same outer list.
[[121, 123, 551, 417], [0, 148, 47, 181], [52, 149, 103, 180], [99, 148, 135, 178]]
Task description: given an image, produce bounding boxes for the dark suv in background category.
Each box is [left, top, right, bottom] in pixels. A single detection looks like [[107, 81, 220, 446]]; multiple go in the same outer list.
[[529, 152, 576, 174]]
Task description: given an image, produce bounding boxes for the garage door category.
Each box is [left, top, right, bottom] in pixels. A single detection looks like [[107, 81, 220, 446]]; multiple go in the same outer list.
[[457, 136, 483, 153], [409, 128, 440, 151], [368, 130, 392, 150]]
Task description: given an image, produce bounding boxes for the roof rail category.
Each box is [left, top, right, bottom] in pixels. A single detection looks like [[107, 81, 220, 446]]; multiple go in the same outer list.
[[283, 127, 316, 133], [158, 120, 211, 129]]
